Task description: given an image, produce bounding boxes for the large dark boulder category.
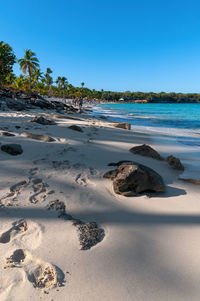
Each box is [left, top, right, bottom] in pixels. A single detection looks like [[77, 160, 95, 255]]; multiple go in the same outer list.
[[129, 144, 164, 160], [1, 144, 23, 155], [104, 161, 165, 196], [166, 155, 184, 171]]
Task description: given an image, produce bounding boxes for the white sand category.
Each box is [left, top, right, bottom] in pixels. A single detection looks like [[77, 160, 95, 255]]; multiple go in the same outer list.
[[0, 107, 200, 300]]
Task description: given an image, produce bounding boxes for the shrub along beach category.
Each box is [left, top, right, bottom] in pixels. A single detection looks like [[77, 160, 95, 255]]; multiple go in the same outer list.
[[0, 40, 200, 301]]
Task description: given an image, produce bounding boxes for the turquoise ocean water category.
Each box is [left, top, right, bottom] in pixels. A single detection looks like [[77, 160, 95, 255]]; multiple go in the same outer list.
[[92, 103, 200, 147]]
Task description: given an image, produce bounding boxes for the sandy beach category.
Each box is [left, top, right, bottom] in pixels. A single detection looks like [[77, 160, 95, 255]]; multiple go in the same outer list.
[[0, 104, 200, 301]]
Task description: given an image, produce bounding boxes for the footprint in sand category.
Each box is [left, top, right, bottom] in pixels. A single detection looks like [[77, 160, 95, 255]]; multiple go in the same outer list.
[[0, 180, 28, 207], [28, 167, 39, 178], [47, 200, 105, 250], [0, 220, 28, 244], [4, 249, 65, 289], [74, 167, 99, 187], [28, 168, 54, 204], [0, 220, 42, 250], [75, 173, 88, 186], [29, 178, 50, 204], [52, 160, 70, 170]]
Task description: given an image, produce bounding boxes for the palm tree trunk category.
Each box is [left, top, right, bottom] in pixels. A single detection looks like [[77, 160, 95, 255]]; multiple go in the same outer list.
[[28, 65, 32, 91]]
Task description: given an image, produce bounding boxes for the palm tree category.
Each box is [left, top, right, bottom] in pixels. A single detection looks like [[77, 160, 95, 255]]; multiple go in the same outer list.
[[56, 76, 68, 98], [0, 41, 16, 86], [18, 49, 39, 91], [56, 76, 62, 89], [34, 68, 43, 82], [44, 67, 53, 96], [61, 77, 68, 98], [81, 82, 85, 88]]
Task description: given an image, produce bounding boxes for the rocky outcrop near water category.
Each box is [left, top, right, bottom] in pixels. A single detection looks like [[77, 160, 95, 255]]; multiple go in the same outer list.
[[0, 87, 78, 113]]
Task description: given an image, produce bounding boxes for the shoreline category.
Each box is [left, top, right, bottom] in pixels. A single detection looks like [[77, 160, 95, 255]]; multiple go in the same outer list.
[[0, 102, 200, 300], [91, 102, 200, 146]]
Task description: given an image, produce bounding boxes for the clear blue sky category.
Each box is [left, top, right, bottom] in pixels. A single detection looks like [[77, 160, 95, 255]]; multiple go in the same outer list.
[[1, 0, 200, 92]]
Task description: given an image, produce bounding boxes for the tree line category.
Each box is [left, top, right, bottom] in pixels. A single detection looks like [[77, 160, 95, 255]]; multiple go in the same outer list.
[[0, 41, 200, 103]]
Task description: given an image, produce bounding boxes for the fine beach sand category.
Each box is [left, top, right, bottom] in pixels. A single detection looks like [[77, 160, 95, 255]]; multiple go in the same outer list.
[[0, 106, 200, 301]]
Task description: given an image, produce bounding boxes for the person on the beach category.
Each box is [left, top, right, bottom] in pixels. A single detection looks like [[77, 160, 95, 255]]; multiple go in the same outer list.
[[79, 97, 83, 109]]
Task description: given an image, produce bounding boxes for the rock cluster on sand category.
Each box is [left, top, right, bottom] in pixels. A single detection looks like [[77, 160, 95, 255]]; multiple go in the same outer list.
[[0, 87, 79, 113], [129, 144, 184, 170], [129, 144, 164, 160], [1, 144, 23, 155], [104, 161, 165, 196], [31, 116, 56, 125]]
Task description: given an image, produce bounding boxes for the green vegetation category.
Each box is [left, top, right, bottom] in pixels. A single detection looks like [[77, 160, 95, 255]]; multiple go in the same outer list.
[[0, 41, 200, 103], [0, 41, 16, 87], [18, 49, 39, 91]]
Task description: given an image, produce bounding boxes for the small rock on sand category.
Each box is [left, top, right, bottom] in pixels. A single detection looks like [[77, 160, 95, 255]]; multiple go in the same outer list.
[[1, 144, 23, 155], [68, 125, 83, 132], [112, 122, 131, 130], [129, 144, 164, 160], [166, 155, 184, 170], [31, 116, 56, 125]]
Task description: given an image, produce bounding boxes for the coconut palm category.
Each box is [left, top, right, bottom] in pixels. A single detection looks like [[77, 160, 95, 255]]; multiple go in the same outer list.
[[18, 49, 39, 91], [56, 76, 68, 97], [44, 68, 53, 95], [61, 77, 68, 98], [81, 82, 85, 88], [56, 76, 62, 89], [33, 68, 43, 83]]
